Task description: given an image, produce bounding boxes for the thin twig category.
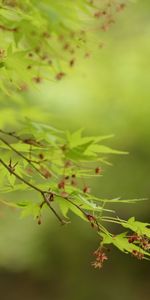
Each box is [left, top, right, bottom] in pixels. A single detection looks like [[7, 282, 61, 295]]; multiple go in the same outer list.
[[41, 192, 66, 225], [0, 156, 105, 231], [0, 158, 66, 224], [0, 129, 22, 142], [0, 158, 43, 193], [0, 136, 46, 178]]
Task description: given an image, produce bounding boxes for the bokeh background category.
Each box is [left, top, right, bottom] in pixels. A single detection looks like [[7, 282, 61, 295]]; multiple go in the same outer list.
[[0, 1, 150, 299]]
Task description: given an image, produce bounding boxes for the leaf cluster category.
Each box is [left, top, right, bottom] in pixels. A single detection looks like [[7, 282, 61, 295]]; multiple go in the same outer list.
[[0, 0, 128, 93], [0, 121, 149, 268]]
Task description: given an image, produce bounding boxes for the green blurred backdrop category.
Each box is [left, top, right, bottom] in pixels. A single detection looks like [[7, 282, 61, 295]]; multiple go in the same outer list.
[[0, 1, 150, 299]]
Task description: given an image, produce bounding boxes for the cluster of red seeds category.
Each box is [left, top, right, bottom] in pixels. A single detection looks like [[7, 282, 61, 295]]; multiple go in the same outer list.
[[128, 234, 150, 260], [0, 0, 127, 91], [93, 1, 126, 31], [57, 159, 102, 196], [91, 247, 108, 269]]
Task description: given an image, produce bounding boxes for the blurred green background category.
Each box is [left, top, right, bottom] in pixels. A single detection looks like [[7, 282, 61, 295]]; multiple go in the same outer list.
[[0, 1, 150, 299]]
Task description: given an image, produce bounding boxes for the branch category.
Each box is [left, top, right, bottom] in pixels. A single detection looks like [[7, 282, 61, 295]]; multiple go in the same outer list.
[[0, 158, 64, 225], [0, 129, 22, 142], [0, 158, 43, 193], [0, 136, 47, 179], [0, 158, 105, 231], [41, 192, 67, 225]]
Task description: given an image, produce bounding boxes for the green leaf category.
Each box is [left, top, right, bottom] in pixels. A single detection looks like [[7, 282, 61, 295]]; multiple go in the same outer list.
[[0, 199, 18, 208], [121, 218, 150, 239], [86, 144, 128, 155], [101, 232, 150, 258], [55, 197, 69, 218], [20, 202, 41, 219]]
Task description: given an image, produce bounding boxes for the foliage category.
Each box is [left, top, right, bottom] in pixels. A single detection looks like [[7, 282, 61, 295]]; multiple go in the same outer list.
[[0, 0, 150, 270], [0, 0, 128, 93], [0, 121, 150, 269]]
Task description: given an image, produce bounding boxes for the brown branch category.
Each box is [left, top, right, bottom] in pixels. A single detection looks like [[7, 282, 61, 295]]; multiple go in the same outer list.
[[41, 192, 67, 225], [0, 158, 64, 224], [0, 157, 104, 231], [0, 129, 43, 146], [0, 158, 43, 193], [0, 129, 22, 142], [53, 193, 104, 232], [0, 136, 46, 179], [0, 25, 18, 32]]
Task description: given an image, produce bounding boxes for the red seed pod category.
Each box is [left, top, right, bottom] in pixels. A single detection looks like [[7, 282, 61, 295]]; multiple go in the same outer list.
[[83, 186, 91, 193], [26, 167, 33, 175], [49, 193, 54, 202], [36, 216, 42, 225], [41, 54, 48, 61], [95, 167, 102, 174], [64, 160, 72, 167], [56, 72, 65, 80], [40, 167, 52, 179], [102, 10, 107, 16], [85, 52, 91, 58], [28, 52, 33, 57], [132, 250, 144, 260], [87, 214, 96, 222], [27, 65, 32, 70], [92, 248, 108, 269], [23, 138, 42, 146], [94, 11, 102, 18], [43, 32, 51, 38], [35, 47, 41, 53], [61, 191, 69, 198], [140, 237, 150, 250], [116, 3, 126, 12], [39, 153, 44, 160], [58, 180, 65, 189], [71, 179, 77, 187], [69, 59, 75, 67], [63, 43, 70, 50], [101, 23, 110, 32], [33, 76, 42, 84], [61, 144, 67, 152], [19, 83, 28, 92], [128, 234, 141, 243]]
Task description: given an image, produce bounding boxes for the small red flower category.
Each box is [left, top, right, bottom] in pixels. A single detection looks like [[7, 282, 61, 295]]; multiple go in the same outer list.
[[71, 179, 77, 187], [39, 153, 44, 160], [92, 248, 108, 269], [58, 180, 65, 189], [56, 72, 65, 80], [116, 3, 126, 12], [95, 167, 102, 174], [83, 186, 91, 193], [33, 76, 42, 84], [61, 191, 69, 198], [132, 250, 144, 260], [40, 167, 52, 179], [128, 234, 140, 243]]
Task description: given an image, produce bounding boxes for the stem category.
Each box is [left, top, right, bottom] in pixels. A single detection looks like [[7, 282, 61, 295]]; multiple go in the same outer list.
[[0, 129, 22, 142], [100, 218, 124, 225], [0, 155, 108, 231], [0, 136, 46, 178], [101, 216, 126, 223], [41, 193, 66, 225], [0, 158, 43, 193], [56, 195, 108, 233], [0, 158, 65, 225]]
